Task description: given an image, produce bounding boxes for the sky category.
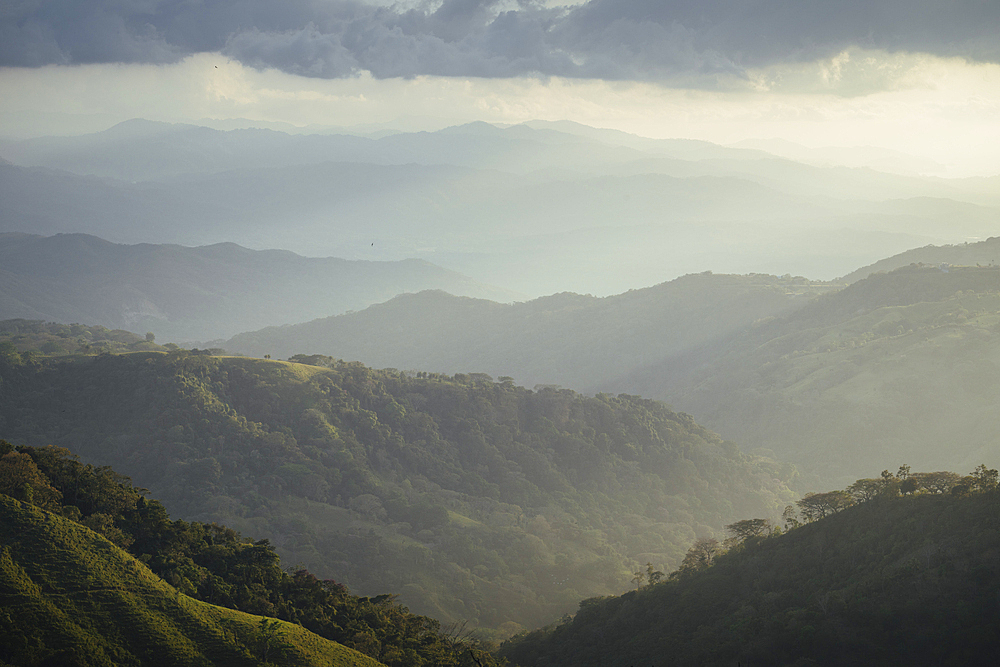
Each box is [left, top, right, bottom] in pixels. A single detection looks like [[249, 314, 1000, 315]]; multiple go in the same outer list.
[[2, 0, 1000, 176]]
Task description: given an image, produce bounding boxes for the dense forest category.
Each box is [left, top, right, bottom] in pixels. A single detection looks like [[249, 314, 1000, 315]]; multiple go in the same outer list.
[[0, 441, 495, 667], [0, 342, 794, 630], [501, 466, 1000, 666]]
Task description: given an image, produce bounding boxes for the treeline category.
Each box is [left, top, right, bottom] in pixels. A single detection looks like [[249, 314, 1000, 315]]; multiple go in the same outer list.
[[0, 349, 794, 629], [0, 441, 499, 667], [501, 465, 1000, 666], [670, 463, 1000, 581]]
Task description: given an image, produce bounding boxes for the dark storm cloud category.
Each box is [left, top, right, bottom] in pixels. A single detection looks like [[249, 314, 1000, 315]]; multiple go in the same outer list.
[[2, 1, 998, 81]]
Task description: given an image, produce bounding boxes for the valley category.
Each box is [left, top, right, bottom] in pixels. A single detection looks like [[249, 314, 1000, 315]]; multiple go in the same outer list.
[[2, 111, 999, 666]]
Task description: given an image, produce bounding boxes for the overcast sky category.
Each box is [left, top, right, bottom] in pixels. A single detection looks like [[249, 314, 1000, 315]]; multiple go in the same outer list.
[[2, 0, 999, 175]]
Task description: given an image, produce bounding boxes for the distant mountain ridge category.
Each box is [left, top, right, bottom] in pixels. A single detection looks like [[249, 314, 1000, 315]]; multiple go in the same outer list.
[[3, 118, 999, 293], [842, 235, 1000, 283], [221, 272, 838, 390], [0, 233, 521, 342]]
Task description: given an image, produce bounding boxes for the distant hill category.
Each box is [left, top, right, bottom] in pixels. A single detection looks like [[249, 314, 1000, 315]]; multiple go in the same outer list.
[[0, 493, 382, 667], [622, 265, 1000, 487], [842, 236, 1000, 283], [501, 488, 1000, 666], [0, 118, 656, 181], [0, 349, 795, 630], [218, 264, 1000, 491], [0, 233, 519, 342], [221, 272, 838, 390]]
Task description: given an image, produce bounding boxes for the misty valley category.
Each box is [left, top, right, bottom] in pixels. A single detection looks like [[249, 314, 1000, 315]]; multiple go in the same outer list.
[[2, 118, 1000, 667]]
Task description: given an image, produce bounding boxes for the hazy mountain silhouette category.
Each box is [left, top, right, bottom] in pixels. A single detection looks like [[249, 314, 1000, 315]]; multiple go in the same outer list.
[[0, 233, 520, 341]]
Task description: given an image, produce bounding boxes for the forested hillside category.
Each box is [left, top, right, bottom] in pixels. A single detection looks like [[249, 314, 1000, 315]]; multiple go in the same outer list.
[[0, 348, 794, 630], [501, 473, 1000, 666], [0, 442, 501, 666]]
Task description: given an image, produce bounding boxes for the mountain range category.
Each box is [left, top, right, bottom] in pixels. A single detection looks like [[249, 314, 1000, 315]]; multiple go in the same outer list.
[[3, 116, 1000, 663], [0, 232, 519, 342], [219, 245, 1000, 490], [3, 119, 999, 295]]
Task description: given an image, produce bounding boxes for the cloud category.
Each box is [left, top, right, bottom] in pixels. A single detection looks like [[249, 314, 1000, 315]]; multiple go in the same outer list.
[[2, 0, 998, 86]]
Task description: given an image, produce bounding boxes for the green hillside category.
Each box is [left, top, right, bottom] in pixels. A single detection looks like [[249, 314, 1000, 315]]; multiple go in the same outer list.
[[0, 348, 794, 630], [623, 265, 1000, 487], [0, 494, 382, 667], [0, 319, 169, 357], [501, 482, 1000, 666]]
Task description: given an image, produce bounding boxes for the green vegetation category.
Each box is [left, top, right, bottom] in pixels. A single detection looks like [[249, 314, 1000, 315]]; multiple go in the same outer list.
[[0, 319, 172, 358], [0, 492, 384, 667], [501, 465, 1000, 666], [0, 349, 794, 629], [0, 441, 499, 667]]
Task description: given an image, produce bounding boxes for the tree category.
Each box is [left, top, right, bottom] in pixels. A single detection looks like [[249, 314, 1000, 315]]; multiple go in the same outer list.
[[796, 490, 853, 522], [0, 451, 62, 510], [969, 464, 999, 493], [0, 341, 22, 366], [253, 617, 293, 664], [725, 518, 774, 545], [847, 478, 883, 503], [911, 471, 962, 494], [782, 505, 801, 531], [645, 562, 664, 585], [145, 332, 155, 343], [880, 470, 900, 497], [673, 538, 721, 578]]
